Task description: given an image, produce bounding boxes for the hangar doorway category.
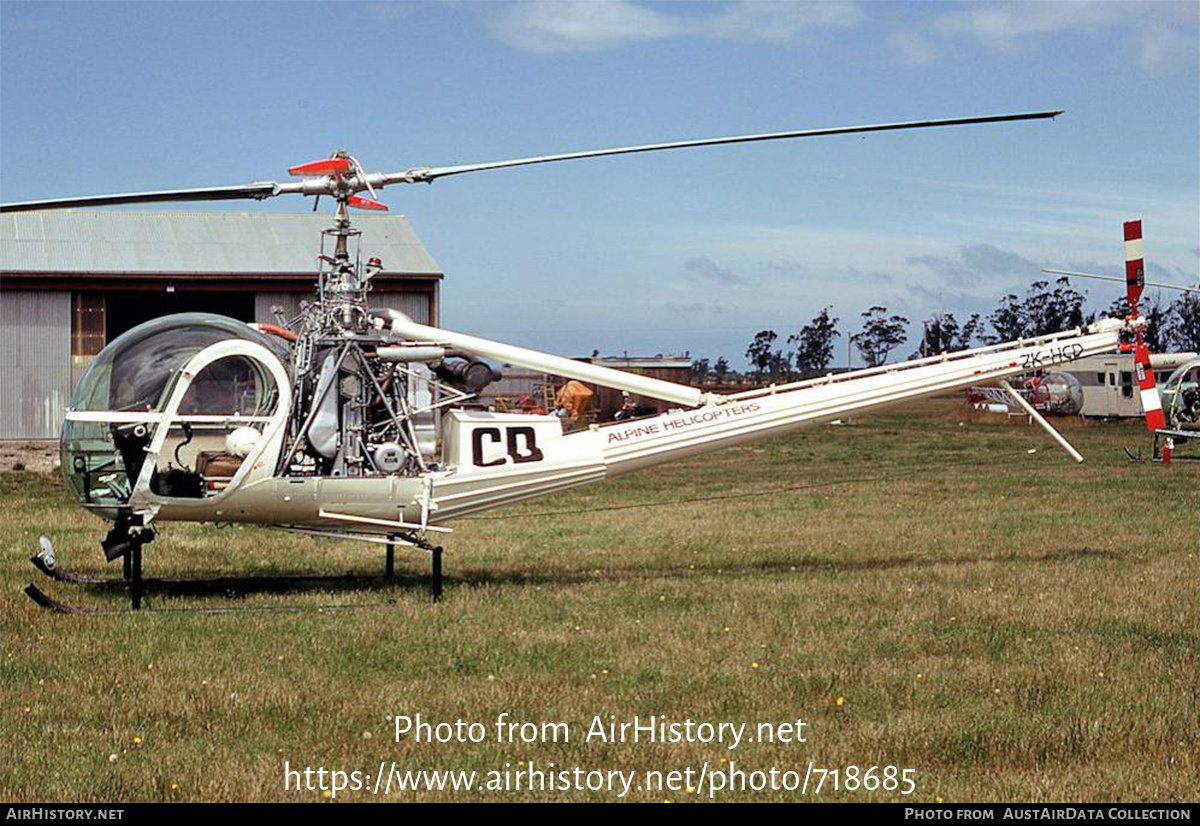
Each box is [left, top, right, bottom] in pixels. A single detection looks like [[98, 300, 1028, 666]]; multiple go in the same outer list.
[[71, 290, 258, 393], [104, 291, 256, 341]]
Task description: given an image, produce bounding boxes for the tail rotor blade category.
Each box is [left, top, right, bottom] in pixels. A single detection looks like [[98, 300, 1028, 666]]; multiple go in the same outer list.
[[1125, 220, 1145, 314], [1123, 220, 1166, 431]]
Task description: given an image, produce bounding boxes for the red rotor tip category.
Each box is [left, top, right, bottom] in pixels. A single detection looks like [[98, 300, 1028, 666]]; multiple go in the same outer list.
[[288, 158, 353, 177], [348, 196, 388, 211]]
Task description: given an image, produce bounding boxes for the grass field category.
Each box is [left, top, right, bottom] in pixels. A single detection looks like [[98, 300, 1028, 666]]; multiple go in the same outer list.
[[2, 398, 1197, 803]]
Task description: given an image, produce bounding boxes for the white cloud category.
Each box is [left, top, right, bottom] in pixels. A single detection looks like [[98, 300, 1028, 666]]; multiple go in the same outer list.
[[682, 256, 750, 286], [888, 1, 1198, 71], [907, 243, 1041, 285], [1137, 21, 1200, 70], [886, 30, 938, 66], [485, 0, 679, 53], [483, 0, 861, 53], [703, 0, 862, 43], [365, 3, 415, 22], [931, 2, 1118, 52]]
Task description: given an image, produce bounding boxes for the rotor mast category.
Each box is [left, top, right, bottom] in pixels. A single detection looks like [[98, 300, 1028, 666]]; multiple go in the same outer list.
[[284, 151, 391, 334]]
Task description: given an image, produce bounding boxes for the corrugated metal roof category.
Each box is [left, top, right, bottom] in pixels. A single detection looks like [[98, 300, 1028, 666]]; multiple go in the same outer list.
[[593, 356, 692, 369], [0, 210, 441, 275]]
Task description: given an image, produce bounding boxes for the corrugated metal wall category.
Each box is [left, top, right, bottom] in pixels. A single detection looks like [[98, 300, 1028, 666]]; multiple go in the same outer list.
[[254, 292, 306, 327], [255, 290, 433, 326], [1, 291, 71, 439], [0, 288, 433, 441], [373, 290, 434, 325]]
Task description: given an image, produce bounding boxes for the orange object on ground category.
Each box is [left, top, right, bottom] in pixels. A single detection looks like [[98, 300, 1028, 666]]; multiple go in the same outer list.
[[555, 380, 594, 421]]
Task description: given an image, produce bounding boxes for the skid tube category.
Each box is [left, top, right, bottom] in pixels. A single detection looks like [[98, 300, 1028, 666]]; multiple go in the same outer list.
[[20, 583, 407, 616], [26, 532, 444, 612]]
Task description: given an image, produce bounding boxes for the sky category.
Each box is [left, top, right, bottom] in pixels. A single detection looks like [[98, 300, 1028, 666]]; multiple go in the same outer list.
[[2, 1, 1197, 368]]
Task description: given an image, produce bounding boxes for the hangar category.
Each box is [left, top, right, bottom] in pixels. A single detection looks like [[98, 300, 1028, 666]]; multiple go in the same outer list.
[[0, 210, 442, 439]]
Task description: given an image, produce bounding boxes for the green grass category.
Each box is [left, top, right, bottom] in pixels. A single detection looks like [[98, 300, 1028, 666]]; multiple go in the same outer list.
[[1, 399, 1196, 802]]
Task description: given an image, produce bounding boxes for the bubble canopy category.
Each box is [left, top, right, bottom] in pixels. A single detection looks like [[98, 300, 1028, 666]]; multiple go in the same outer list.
[[62, 313, 288, 514], [1034, 371, 1083, 416], [71, 313, 281, 414]]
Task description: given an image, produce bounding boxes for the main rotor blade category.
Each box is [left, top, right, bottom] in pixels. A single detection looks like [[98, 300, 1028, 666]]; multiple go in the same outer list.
[[1042, 269, 1200, 295], [385, 110, 1063, 184], [0, 182, 282, 212], [0, 183, 283, 213], [1, 110, 1062, 212]]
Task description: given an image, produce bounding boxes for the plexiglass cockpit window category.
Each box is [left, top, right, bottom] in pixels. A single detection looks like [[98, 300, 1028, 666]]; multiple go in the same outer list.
[[60, 419, 145, 517], [1165, 363, 1200, 392], [179, 355, 279, 416], [71, 313, 281, 413]]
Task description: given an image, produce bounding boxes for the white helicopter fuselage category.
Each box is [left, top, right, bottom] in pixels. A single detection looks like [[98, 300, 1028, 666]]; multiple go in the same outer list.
[[108, 319, 1123, 537], [10, 109, 1134, 608]]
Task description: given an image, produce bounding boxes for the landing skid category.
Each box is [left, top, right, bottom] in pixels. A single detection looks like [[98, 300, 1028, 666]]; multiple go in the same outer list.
[[25, 534, 444, 613], [22, 582, 409, 616], [24, 583, 98, 614], [1153, 428, 1199, 463], [32, 552, 372, 589], [30, 552, 108, 583]]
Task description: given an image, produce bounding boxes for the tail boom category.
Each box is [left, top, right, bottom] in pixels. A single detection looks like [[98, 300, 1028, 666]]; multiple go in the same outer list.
[[427, 323, 1122, 520]]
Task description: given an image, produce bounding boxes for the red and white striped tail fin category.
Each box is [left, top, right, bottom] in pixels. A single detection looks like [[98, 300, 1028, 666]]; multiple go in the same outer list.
[[1135, 340, 1166, 431], [1124, 219, 1166, 431]]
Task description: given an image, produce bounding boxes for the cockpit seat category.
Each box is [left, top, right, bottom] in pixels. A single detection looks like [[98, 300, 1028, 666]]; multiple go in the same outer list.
[[195, 451, 246, 491]]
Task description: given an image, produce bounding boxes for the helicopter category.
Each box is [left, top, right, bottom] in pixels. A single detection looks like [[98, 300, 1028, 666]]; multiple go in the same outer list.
[[1042, 226, 1200, 462], [970, 221, 1200, 436], [1, 110, 1143, 612]]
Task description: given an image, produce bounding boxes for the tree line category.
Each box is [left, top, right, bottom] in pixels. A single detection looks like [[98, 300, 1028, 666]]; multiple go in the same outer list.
[[690, 278, 1200, 383]]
